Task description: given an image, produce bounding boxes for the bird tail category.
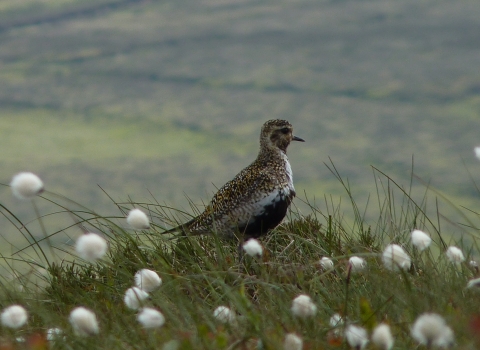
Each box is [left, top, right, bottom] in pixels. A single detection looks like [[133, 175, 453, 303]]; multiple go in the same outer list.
[[161, 218, 196, 235]]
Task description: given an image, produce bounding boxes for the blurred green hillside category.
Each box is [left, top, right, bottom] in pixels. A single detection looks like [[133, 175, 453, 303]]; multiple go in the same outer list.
[[1, 0, 480, 249]]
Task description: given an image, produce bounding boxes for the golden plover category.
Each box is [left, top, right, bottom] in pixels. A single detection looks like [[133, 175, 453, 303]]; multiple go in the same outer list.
[[165, 119, 304, 239]]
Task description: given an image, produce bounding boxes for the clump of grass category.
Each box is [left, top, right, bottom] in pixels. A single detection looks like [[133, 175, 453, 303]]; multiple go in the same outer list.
[[0, 166, 479, 349]]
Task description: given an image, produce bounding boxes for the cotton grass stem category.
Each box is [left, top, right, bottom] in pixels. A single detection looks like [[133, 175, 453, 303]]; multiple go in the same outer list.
[[32, 199, 54, 269]]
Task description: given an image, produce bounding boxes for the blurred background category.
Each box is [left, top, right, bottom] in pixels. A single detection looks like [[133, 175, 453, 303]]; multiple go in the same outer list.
[[1, 0, 479, 253]]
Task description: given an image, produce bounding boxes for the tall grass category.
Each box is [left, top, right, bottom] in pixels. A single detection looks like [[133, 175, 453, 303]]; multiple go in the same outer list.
[[0, 165, 479, 349]]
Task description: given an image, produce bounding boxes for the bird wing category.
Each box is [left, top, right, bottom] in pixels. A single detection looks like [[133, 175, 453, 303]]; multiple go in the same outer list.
[[211, 167, 275, 216], [165, 160, 294, 237], [186, 166, 277, 234]]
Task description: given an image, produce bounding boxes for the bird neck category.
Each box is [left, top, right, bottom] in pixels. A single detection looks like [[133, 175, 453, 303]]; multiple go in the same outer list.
[[260, 137, 290, 154], [257, 145, 288, 164]]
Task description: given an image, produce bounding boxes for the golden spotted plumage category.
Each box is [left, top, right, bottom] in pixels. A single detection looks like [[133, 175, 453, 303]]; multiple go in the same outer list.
[[165, 119, 304, 239]]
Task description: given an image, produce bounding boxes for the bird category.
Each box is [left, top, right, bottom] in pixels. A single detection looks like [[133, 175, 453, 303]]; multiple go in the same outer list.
[[164, 119, 304, 240]]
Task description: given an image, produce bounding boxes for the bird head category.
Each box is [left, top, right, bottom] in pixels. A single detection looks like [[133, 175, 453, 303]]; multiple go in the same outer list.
[[260, 119, 305, 153]]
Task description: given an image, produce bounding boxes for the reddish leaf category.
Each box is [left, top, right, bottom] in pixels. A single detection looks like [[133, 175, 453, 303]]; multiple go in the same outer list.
[[327, 330, 343, 347], [27, 333, 47, 350]]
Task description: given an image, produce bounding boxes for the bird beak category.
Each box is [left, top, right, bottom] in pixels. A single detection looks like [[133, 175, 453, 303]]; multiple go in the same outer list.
[[292, 135, 305, 142]]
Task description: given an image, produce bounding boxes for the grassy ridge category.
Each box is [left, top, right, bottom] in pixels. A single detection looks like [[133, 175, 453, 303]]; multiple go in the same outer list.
[[0, 168, 479, 348]]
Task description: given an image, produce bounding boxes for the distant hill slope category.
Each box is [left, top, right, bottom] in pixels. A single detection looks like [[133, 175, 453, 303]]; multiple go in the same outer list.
[[1, 0, 480, 248]]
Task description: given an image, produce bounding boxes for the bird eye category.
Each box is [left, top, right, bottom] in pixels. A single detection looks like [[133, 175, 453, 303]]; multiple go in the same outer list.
[[280, 127, 290, 134]]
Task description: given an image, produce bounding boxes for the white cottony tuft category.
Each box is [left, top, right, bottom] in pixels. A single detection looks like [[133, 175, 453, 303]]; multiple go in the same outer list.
[[372, 323, 394, 350], [10, 172, 44, 200], [436, 326, 455, 348], [137, 307, 165, 329], [213, 306, 236, 324], [382, 244, 411, 271], [127, 209, 150, 230], [474, 147, 480, 160], [46, 327, 63, 341], [329, 313, 344, 328], [124, 287, 149, 310], [75, 233, 108, 262], [243, 239, 263, 257], [69, 307, 99, 336], [134, 269, 162, 292], [345, 324, 368, 350], [291, 294, 317, 318], [349, 256, 366, 273], [283, 333, 303, 350], [470, 260, 479, 268], [1, 305, 28, 329], [446, 246, 465, 263], [411, 313, 454, 348], [466, 277, 480, 289], [320, 257, 334, 270], [411, 230, 432, 251], [437, 326, 455, 348]]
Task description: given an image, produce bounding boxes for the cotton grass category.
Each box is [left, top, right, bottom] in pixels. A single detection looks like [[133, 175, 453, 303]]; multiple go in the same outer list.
[[134, 269, 162, 292], [445, 246, 465, 263], [372, 323, 394, 350], [75, 233, 108, 262], [127, 208, 150, 229], [466, 277, 480, 289], [348, 256, 366, 273], [46, 328, 63, 341], [291, 294, 317, 318], [137, 307, 165, 329], [345, 324, 368, 349], [69, 307, 99, 336], [213, 306, 236, 324], [1, 305, 28, 329], [283, 333, 303, 350], [243, 239, 263, 257], [124, 287, 149, 310], [474, 146, 480, 160], [382, 244, 411, 271], [329, 313, 344, 328], [10, 172, 44, 200], [411, 230, 432, 251], [320, 257, 334, 270], [411, 313, 454, 348]]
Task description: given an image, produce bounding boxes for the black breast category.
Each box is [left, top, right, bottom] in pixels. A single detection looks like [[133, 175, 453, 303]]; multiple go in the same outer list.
[[239, 190, 294, 239]]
